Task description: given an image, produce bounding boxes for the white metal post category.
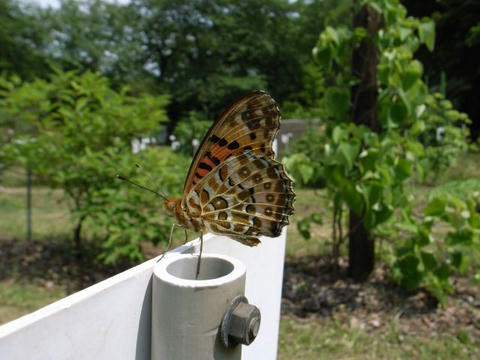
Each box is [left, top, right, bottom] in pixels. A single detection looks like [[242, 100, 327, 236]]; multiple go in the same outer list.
[[152, 253, 246, 360]]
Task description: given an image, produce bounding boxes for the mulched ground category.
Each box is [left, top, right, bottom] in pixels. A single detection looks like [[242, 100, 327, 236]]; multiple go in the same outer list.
[[282, 255, 480, 343], [1, 236, 479, 346]]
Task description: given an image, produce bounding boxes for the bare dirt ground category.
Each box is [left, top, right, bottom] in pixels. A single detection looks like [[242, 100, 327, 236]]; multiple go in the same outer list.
[[282, 255, 480, 345]]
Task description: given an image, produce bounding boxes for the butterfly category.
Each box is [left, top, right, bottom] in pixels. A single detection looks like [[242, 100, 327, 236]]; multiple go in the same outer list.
[[164, 90, 294, 249], [118, 91, 295, 274]]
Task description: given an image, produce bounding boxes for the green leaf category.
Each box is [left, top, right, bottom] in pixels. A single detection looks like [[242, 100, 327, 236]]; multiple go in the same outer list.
[[424, 198, 447, 216], [398, 26, 413, 41], [394, 159, 412, 182], [359, 148, 379, 172], [398, 255, 420, 275], [310, 213, 323, 225], [364, 208, 375, 230], [373, 203, 394, 225], [324, 87, 350, 119], [367, 184, 383, 207], [338, 142, 360, 170], [418, 20, 435, 51], [398, 255, 423, 290], [420, 251, 437, 271], [410, 120, 425, 136], [298, 164, 314, 184], [324, 26, 340, 44], [313, 46, 332, 69], [402, 60, 423, 90], [342, 182, 364, 215], [451, 251, 463, 270], [297, 219, 311, 240], [435, 264, 451, 281], [416, 226, 431, 247], [324, 164, 345, 188], [446, 229, 474, 246], [332, 126, 343, 144], [389, 95, 409, 124]]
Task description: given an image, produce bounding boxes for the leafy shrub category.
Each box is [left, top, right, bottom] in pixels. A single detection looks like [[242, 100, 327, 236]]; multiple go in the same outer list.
[[89, 147, 190, 264], [386, 192, 480, 304], [417, 93, 470, 183], [0, 69, 176, 264], [429, 179, 480, 200], [285, 122, 422, 261], [284, 0, 476, 300]]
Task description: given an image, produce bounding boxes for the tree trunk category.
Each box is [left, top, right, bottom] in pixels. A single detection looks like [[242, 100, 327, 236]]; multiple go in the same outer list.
[[26, 167, 32, 242], [348, 5, 383, 281], [73, 215, 86, 259]]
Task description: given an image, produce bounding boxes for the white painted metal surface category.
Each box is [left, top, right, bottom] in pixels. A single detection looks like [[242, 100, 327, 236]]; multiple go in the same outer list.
[[0, 229, 286, 359]]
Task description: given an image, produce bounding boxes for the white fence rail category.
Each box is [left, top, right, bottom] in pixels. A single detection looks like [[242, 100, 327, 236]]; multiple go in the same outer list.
[[0, 229, 286, 359]]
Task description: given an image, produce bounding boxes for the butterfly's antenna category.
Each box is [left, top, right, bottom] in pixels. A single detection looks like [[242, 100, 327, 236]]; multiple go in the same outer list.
[[116, 174, 168, 200], [134, 163, 169, 197]]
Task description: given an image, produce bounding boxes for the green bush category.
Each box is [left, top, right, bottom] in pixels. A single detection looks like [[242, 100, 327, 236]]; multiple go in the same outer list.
[[0, 69, 180, 264], [385, 191, 480, 304], [284, 0, 477, 300], [89, 147, 190, 264], [417, 93, 470, 183]]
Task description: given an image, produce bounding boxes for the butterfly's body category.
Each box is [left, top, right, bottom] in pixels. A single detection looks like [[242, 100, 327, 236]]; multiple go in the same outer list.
[[164, 91, 295, 248], [165, 197, 205, 233]]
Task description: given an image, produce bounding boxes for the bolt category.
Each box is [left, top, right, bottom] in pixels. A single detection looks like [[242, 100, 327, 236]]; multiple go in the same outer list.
[[219, 296, 261, 348], [248, 316, 260, 340]]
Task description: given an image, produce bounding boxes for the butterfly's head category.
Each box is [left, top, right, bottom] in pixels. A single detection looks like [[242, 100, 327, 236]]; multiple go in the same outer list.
[[164, 197, 179, 217]]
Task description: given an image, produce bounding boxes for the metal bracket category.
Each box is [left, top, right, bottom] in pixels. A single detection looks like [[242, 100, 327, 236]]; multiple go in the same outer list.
[[219, 295, 261, 348]]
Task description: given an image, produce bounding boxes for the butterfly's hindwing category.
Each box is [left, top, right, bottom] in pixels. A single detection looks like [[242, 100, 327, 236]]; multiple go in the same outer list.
[[185, 150, 295, 245]]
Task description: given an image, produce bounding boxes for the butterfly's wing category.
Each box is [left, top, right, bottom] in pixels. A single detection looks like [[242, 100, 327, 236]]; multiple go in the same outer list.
[[183, 91, 280, 197], [183, 91, 295, 245], [185, 150, 295, 246], [185, 150, 295, 245]]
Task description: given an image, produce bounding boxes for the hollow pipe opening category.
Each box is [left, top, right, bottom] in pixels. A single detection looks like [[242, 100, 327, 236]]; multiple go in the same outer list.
[[166, 256, 234, 280]]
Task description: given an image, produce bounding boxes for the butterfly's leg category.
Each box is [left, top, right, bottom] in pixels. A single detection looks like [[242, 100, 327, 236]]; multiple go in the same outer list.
[[157, 223, 176, 263], [183, 228, 188, 244], [195, 232, 203, 279]]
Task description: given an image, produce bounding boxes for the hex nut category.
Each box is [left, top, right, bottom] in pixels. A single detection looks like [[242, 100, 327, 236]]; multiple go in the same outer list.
[[219, 296, 261, 348]]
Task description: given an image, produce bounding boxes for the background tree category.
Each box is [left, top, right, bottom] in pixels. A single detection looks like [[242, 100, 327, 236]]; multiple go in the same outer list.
[[348, 4, 383, 280], [0, 0, 364, 128], [402, 0, 480, 140], [284, 0, 474, 292], [132, 0, 306, 126], [0, 0, 52, 79]]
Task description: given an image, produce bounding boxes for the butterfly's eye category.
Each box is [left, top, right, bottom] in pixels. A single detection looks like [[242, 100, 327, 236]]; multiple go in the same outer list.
[[164, 199, 177, 216]]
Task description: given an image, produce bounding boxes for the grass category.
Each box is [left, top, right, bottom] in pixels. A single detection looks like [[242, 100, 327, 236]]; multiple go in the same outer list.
[[0, 280, 65, 324], [436, 151, 480, 184], [1, 153, 480, 357], [0, 187, 73, 239], [285, 188, 333, 257], [278, 316, 478, 360]]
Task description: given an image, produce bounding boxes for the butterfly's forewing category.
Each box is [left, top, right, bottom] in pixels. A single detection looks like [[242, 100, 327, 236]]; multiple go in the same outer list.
[[183, 91, 280, 196]]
